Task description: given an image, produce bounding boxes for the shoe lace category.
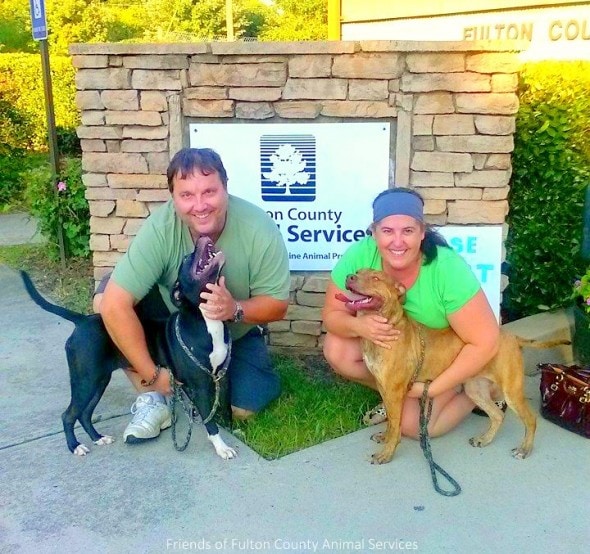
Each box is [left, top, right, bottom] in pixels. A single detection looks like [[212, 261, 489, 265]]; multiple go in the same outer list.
[[130, 396, 157, 423]]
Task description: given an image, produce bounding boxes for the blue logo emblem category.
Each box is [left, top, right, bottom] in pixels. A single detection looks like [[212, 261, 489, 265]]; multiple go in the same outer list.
[[260, 135, 316, 202]]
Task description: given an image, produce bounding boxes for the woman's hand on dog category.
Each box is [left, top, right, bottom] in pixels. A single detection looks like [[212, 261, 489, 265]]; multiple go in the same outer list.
[[355, 314, 400, 349]]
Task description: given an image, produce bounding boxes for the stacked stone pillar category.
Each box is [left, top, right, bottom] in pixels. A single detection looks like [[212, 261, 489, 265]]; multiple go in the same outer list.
[[70, 40, 523, 353]]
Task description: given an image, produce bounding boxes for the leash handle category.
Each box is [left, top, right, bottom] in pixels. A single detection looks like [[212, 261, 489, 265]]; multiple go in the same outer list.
[[419, 381, 462, 497]]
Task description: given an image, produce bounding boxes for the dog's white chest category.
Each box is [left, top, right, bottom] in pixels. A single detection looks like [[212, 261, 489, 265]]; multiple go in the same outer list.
[[203, 318, 228, 373], [363, 350, 384, 378]]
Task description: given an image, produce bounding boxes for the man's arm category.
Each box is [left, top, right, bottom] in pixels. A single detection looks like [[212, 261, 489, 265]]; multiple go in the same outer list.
[[100, 280, 171, 395]]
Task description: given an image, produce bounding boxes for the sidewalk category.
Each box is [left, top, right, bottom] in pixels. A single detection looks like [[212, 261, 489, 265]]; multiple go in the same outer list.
[[0, 216, 588, 553], [0, 212, 44, 246]]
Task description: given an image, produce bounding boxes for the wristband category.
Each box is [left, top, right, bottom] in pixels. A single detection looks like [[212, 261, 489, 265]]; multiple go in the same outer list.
[[140, 365, 162, 387]]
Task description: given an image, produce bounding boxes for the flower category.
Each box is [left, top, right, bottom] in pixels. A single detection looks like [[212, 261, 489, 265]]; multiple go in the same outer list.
[[572, 271, 590, 315], [57, 181, 67, 192]]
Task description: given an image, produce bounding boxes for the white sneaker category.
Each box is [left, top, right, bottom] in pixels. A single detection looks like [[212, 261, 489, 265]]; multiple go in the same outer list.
[[123, 393, 171, 443]]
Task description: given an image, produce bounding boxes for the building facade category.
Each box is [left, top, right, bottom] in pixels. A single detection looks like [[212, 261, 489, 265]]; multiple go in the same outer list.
[[329, 0, 590, 60]]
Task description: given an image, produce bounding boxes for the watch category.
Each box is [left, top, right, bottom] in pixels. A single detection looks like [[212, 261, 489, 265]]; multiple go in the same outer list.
[[232, 302, 245, 323]]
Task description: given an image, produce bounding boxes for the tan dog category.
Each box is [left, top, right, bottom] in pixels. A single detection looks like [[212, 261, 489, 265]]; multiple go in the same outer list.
[[339, 269, 570, 465]]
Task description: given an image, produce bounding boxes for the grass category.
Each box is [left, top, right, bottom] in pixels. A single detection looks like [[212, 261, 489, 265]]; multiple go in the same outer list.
[[0, 243, 379, 459], [232, 355, 379, 460]]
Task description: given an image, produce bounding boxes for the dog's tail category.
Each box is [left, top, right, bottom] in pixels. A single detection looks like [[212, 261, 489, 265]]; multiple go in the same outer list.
[[20, 270, 86, 324], [516, 337, 571, 349]]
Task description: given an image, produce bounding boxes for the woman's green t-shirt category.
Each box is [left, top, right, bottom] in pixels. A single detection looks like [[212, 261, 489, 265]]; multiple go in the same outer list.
[[331, 236, 480, 329]]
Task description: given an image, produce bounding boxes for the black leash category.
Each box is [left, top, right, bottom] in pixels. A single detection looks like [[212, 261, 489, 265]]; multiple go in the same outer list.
[[169, 375, 195, 452], [419, 381, 462, 497], [169, 313, 232, 452]]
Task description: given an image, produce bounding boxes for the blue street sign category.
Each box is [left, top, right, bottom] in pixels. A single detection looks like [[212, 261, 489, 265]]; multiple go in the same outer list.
[[29, 0, 48, 41]]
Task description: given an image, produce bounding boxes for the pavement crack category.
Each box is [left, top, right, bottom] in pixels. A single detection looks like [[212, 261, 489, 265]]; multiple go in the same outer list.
[[0, 412, 128, 451]]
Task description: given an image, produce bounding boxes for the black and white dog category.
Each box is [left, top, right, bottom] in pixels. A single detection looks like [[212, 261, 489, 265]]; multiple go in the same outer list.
[[20, 236, 236, 459]]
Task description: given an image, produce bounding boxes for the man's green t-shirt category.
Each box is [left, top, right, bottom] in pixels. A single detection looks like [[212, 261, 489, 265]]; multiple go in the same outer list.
[[331, 236, 480, 329], [111, 195, 290, 339]]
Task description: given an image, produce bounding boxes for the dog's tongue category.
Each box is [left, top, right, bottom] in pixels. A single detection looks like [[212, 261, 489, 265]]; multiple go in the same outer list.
[[335, 291, 369, 303]]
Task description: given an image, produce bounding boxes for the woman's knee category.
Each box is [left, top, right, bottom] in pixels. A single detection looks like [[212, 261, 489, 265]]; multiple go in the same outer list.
[[323, 333, 358, 366], [322, 334, 375, 387]]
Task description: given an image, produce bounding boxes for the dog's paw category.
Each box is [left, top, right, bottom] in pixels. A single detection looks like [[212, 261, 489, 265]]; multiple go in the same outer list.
[[370, 431, 385, 443], [370, 451, 393, 465], [73, 444, 90, 456], [208, 433, 237, 460], [94, 435, 114, 446], [469, 436, 488, 448], [217, 445, 238, 460], [511, 447, 531, 460]]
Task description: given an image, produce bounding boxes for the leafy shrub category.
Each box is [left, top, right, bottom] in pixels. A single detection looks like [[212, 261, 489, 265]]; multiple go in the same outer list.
[[0, 149, 25, 209], [572, 271, 590, 315], [0, 98, 32, 208], [57, 128, 82, 156], [24, 157, 90, 259], [0, 53, 79, 151], [503, 61, 590, 319]]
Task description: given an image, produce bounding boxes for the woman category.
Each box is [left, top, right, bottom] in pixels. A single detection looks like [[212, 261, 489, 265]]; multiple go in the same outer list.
[[322, 187, 500, 438]]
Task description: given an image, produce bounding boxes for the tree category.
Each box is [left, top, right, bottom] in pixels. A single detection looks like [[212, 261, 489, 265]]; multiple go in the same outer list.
[[141, 0, 271, 42], [257, 0, 328, 41], [0, 0, 36, 52], [46, 0, 114, 54]]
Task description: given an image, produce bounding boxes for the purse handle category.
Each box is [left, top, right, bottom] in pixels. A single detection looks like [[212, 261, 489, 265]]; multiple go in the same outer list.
[[540, 364, 590, 389]]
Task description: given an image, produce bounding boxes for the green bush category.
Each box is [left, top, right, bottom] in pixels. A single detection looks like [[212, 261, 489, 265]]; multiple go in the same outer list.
[[24, 157, 90, 259], [0, 98, 32, 207], [0, 148, 25, 209], [503, 61, 590, 319], [0, 53, 79, 151]]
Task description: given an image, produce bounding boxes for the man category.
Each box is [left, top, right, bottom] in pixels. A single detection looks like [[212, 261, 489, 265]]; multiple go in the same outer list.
[[98, 147, 290, 443]]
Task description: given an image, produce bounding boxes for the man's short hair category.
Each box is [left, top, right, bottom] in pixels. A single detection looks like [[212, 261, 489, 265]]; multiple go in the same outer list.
[[167, 148, 228, 192]]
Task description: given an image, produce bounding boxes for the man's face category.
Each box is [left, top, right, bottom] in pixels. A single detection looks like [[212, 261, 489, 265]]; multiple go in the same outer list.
[[171, 170, 229, 242]]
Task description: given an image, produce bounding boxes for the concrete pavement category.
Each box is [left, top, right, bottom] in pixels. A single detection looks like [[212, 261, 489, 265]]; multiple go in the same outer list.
[[1, 215, 588, 554], [0, 212, 44, 246]]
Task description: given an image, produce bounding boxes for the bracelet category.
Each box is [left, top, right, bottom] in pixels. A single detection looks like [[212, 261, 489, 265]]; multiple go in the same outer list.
[[140, 365, 162, 387]]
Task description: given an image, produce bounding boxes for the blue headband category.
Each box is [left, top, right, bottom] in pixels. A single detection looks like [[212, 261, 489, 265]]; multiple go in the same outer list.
[[372, 191, 424, 224]]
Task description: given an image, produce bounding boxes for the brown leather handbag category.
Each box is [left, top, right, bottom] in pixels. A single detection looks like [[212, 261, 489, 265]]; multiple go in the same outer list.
[[538, 363, 590, 438]]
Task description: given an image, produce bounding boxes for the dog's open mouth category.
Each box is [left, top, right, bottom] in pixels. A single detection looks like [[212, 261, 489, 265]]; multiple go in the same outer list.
[[191, 236, 225, 281], [335, 289, 382, 312]]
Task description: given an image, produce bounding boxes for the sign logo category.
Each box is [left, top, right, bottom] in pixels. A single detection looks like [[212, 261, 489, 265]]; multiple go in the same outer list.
[[260, 134, 316, 202]]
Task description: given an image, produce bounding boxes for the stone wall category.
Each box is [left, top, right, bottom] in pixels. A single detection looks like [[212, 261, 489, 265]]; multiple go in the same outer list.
[[70, 40, 524, 353]]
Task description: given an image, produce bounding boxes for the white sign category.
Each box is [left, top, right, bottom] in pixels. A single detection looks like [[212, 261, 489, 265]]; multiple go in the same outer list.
[[189, 123, 502, 319], [190, 122, 391, 270], [437, 225, 503, 321]]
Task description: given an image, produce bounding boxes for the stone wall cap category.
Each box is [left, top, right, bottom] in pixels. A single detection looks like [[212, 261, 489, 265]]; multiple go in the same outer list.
[[70, 40, 528, 57], [211, 41, 358, 55], [70, 43, 210, 55], [71, 41, 358, 57]]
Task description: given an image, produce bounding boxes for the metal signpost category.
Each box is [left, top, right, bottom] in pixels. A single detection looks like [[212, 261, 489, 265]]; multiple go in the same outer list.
[[29, 0, 66, 266]]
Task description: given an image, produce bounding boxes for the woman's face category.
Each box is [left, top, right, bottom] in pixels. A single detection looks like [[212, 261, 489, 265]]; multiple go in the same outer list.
[[373, 214, 425, 272]]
